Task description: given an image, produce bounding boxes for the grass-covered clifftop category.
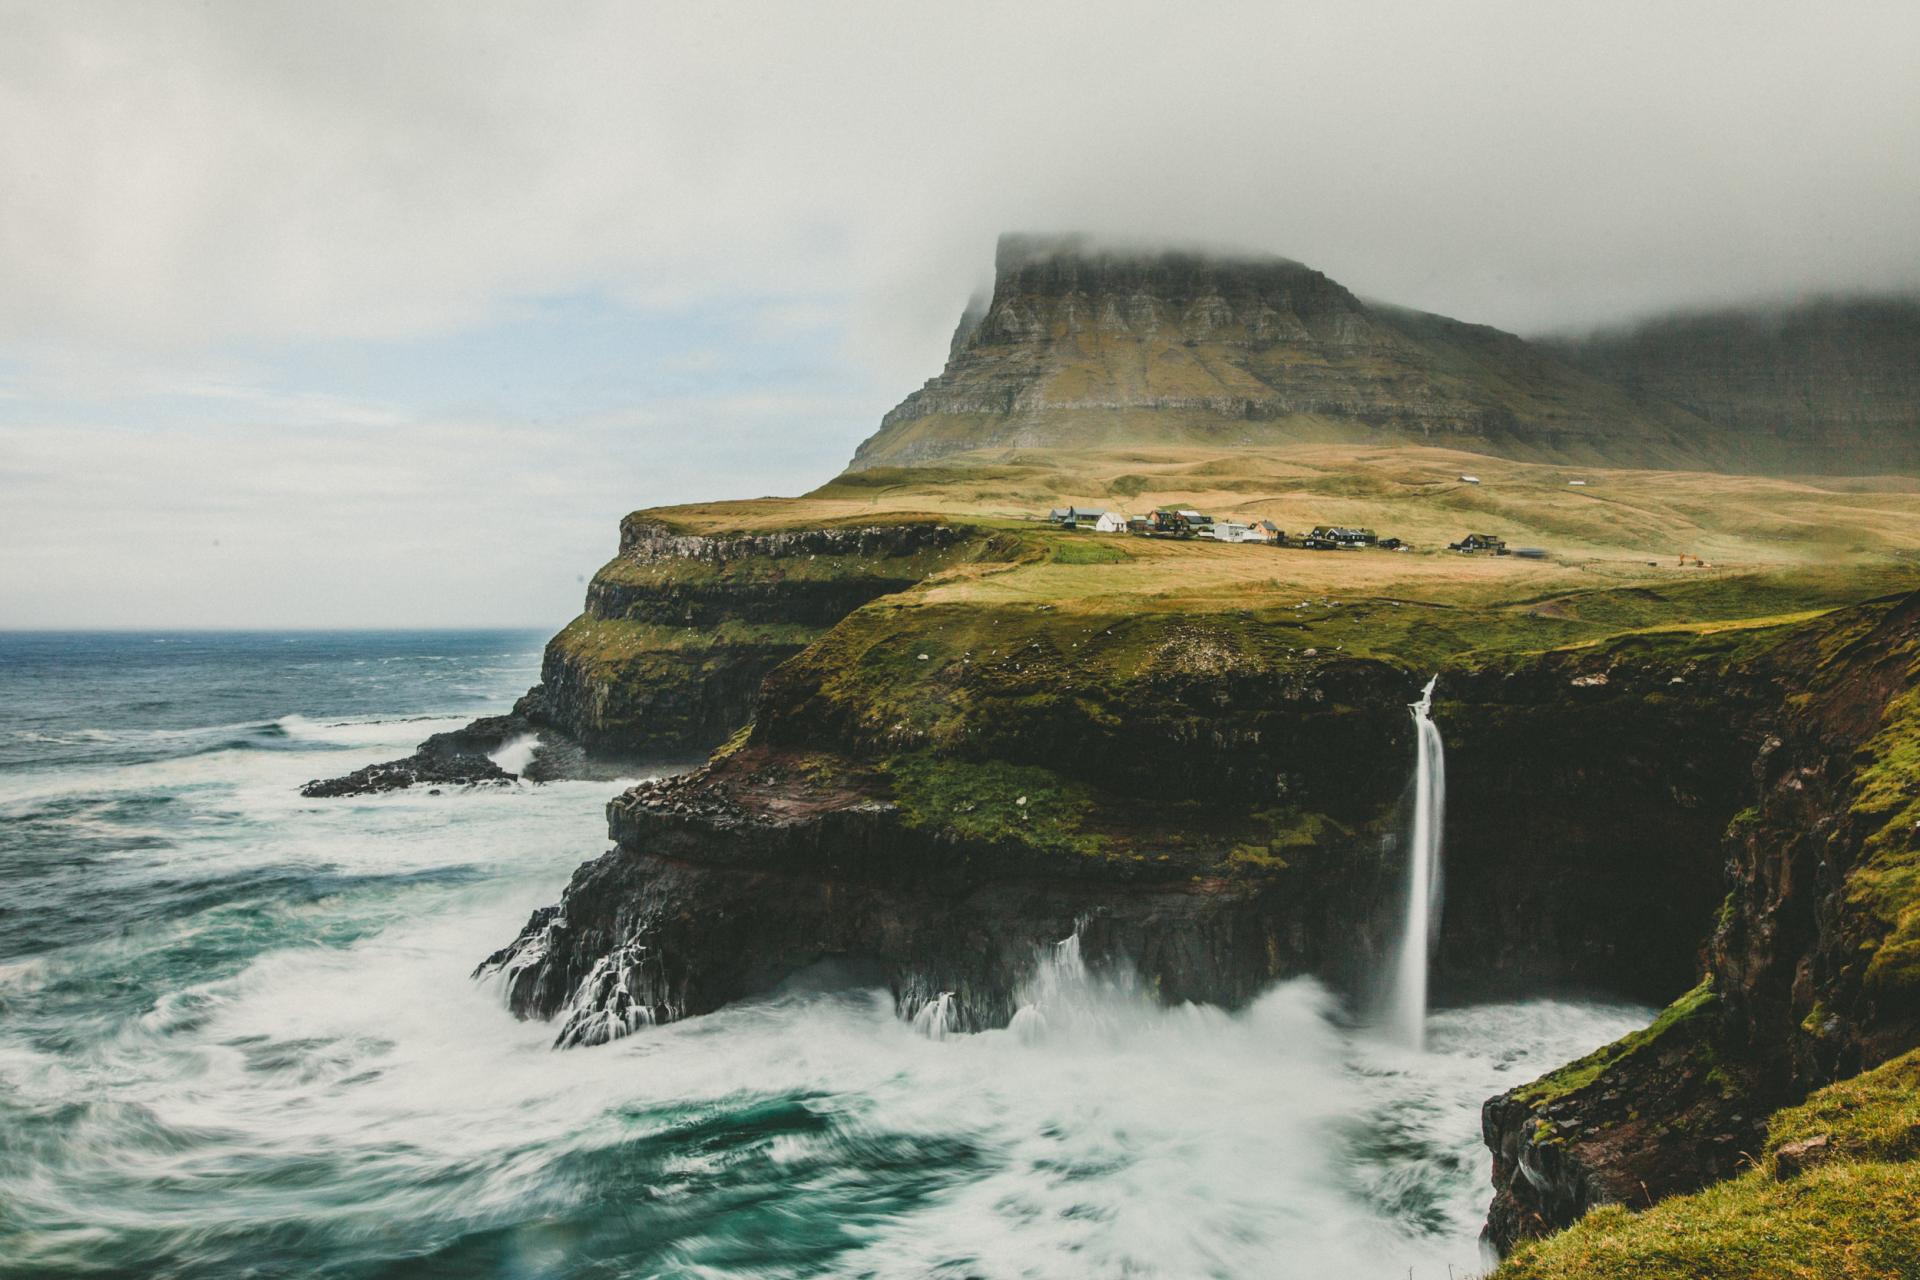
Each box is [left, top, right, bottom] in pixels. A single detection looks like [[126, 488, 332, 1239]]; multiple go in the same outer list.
[[535, 518, 1025, 755]]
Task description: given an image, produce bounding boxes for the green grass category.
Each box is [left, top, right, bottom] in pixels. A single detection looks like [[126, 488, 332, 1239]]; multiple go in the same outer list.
[[551, 615, 822, 660], [1846, 681, 1920, 995], [1496, 1050, 1920, 1280], [1513, 979, 1719, 1107], [1048, 536, 1133, 565], [882, 751, 1110, 857], [1495, 1162, 1920, 1279], [1767, 1050, 1920, 1168]]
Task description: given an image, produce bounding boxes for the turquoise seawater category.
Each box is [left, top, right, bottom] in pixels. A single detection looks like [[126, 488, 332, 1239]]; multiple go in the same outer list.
[[0, 632, 1647, 1279]]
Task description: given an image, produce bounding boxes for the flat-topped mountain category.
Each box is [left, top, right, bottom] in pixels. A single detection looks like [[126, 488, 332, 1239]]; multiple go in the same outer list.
[[850, 235, 1920, 476], [850, 234, 1712, 472]]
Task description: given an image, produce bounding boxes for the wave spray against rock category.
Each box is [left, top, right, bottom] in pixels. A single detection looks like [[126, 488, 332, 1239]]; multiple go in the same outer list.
[[1386, 675, 1446, 1049]]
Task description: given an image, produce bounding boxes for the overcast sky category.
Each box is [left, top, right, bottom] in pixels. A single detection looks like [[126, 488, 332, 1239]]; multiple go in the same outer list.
[[4, 1, 1917, 627]]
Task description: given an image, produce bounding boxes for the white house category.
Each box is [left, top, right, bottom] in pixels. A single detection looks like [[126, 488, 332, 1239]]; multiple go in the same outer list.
[[1211, 521, 1265, 543], [1094, 511, 1130, 533]]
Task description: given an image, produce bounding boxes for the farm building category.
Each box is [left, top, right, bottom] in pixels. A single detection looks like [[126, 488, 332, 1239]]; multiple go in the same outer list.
[[1309, 525, 1377, 547], [1450, 533, 1509, 554], [1210, 521, 1270, 544], [1150, 508, 1215, 537]]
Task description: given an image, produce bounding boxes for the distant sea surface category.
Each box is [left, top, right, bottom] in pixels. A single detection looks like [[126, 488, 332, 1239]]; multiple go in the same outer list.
[[0, 630, 1646, 1279]]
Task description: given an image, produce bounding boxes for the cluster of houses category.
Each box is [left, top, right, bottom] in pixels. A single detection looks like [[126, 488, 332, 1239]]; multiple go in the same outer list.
[[1046, 506, 1405, 551]]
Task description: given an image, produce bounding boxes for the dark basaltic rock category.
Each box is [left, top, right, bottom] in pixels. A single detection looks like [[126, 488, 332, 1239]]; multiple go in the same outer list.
[[475, 749, 1337, 1048], [472, 578, 1920, 1260], [300, 683, 664, 797], [477, 623, 1802, 1050], [1479, 981, 1777, 1252], [1480, 590, 1920, 1254], [299, 749, 515, 797]]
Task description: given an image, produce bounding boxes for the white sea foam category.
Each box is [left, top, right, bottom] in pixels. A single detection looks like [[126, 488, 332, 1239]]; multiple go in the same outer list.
[[0, 683, 1646, 1279]]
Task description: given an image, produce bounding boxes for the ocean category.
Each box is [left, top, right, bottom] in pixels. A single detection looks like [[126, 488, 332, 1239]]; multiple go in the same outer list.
[[0, 631, 1646, 1279]]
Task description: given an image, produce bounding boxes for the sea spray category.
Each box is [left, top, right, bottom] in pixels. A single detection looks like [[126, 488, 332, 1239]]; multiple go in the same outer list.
[[1386, 675, 1447, 1049], [1006, 922, 1097, 1042], [489, 732, 541, 777], [0, 634, 1650, 1279], [912, 990, 958, 1040]]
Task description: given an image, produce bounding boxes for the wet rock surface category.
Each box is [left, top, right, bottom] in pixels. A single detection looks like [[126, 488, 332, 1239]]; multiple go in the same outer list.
[[300, 749, 515, 798], [476, 750, 1318, 1047], [300, 685, 612, 796], [1481, 591, 1920, 1253]]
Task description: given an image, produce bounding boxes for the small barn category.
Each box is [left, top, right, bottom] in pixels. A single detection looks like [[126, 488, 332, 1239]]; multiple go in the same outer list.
[[1211, 521, 1269, 543]]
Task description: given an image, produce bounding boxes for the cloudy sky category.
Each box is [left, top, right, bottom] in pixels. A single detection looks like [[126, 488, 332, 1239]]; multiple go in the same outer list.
[[4, 1, 1917, 627]]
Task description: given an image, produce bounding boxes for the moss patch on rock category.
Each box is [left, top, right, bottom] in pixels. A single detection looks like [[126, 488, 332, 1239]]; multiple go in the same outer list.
[[1514, 979, 1719, 1108], [1848, 684, 1920, 997], [882, 751, 1111, 858]]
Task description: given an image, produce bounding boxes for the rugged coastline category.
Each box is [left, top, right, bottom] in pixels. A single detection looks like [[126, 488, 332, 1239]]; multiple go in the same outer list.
[[477, 576, 1920, 1263], [445, 238, 1920, 1269]]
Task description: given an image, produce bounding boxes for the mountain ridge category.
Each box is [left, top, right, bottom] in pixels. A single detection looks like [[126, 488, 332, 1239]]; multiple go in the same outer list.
[[849, 235, 1920, 476]]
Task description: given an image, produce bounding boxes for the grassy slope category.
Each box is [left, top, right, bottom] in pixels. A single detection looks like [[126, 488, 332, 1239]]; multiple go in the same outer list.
[[636, 444, 1920, 665], [602, 446, 1919, 877], [1496, 1050, 1920, 1280]]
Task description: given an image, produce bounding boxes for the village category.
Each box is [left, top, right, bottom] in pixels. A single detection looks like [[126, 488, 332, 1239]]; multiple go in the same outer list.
[[1045, 504, 1521, 556]]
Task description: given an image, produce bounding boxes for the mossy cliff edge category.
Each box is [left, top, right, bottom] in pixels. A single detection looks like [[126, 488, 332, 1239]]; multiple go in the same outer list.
[[1478, 591, 1920, 1272], [534, 516, 1014, 757]]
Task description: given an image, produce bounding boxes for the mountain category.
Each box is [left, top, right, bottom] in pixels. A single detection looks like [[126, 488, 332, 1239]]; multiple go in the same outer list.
[[849, 234, 1717, 473], [850, 235, 1920, 476], [1542, 297, 1920, 474]]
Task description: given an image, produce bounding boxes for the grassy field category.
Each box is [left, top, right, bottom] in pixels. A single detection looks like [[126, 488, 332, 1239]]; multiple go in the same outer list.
[[631, 443, 1920, 649]]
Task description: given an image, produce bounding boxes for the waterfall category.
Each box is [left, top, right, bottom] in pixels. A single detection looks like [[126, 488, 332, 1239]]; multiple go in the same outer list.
[[1385, 676, 1446, 1049]]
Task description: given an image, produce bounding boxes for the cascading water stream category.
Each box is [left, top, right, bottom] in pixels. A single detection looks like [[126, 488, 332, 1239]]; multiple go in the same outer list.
[[1386, 675, 1446, 1049]]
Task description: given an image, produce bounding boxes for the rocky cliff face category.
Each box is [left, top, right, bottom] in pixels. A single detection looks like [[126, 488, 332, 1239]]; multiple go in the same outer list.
[[473, 581, 1920, 1256], [1480, 592, 1920, 1253], [848, 234, 1714, 473], [1545, 299, 1920, 475], [532, 518, 992, 758], [475, 600, 1855, 1045]]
